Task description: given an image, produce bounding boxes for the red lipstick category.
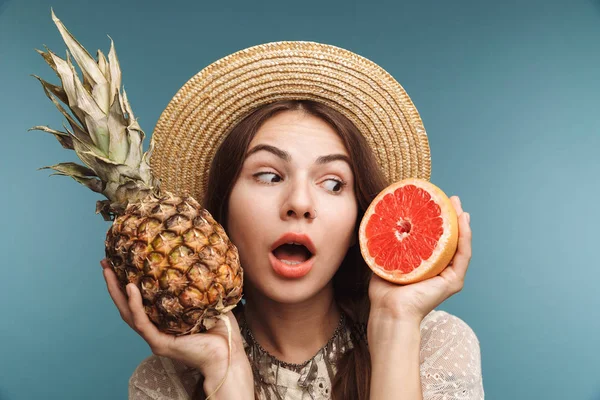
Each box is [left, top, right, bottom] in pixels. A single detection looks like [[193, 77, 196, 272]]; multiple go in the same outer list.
[[270, 232, 317, 279]]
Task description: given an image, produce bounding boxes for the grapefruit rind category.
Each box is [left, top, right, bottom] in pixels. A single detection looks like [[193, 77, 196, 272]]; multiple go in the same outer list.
[[359, 178, 459, 285]]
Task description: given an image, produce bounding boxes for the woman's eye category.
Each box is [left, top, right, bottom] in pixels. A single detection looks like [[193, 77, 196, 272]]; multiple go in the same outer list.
[[253, 172, 345, 193], [322, 179, 346, 193], [254, 172, 282, 184]]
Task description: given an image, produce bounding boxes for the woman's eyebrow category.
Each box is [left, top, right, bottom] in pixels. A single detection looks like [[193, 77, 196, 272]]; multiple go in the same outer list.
[[245, 144, 351, 166]]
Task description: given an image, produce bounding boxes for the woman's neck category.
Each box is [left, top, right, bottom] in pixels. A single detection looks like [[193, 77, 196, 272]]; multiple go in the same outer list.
[[242, 283, 342, 365]]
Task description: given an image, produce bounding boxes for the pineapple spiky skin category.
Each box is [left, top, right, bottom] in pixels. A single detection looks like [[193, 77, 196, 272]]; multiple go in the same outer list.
[[105, 192, 243, 336]]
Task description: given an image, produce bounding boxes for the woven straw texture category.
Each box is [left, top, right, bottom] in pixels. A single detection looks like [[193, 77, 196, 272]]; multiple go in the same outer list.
[[150, 41, 431, 204]]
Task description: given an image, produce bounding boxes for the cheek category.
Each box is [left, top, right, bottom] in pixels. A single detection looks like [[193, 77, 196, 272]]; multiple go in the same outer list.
[[329, 197, 357, 229], [226, 185, 248, 245], [230, 186, 270, 223], [226, 183, 272, 253], [321, 198, 358, 250]]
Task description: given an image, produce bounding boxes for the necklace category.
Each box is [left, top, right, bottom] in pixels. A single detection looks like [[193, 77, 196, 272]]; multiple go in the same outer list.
[[242, 312, 346, 371]]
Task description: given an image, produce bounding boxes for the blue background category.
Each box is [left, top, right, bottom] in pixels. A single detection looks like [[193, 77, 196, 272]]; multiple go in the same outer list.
[[1, 0, 599, 399]]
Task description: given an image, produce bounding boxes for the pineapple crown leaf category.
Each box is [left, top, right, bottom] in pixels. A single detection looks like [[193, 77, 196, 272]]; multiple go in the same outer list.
[[29, 74, 68, 104], [38, 162, 103, 193], [37, 13, 133, 162], [34, 47, 60, 79], [32, 73, 94, 148], [121, 87, 143, 136], [50, 48, 110, 153], [71, 175, 104, 193], [31, 75, 113, 180], [106, 91, 130, 163], [38, 162, 98, 177], [28, 125, 75, 150], [106, 35, 123, 109], [97, 49, 109, 80], [51, 8, 109, 93], [32, 9, 161, 213], [80, 149, 121, 167], [40, 48, 87, 126]]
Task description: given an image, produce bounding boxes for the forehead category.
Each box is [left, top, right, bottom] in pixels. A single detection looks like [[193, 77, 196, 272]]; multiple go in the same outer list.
[[250, 110, 348, 155]]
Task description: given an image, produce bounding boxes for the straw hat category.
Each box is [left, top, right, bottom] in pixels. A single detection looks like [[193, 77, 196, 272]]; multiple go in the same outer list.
[[149, 41, 431, 204]]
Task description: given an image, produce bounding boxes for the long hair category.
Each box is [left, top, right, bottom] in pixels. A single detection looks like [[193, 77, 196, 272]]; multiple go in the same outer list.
[[192, 100, 389, 399]]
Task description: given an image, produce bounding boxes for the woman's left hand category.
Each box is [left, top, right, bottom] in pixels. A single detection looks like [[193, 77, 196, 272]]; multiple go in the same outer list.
[[368, 195, 472, 324]]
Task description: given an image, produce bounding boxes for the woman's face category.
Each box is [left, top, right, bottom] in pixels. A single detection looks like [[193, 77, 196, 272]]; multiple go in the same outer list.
[[227, 110, 358, 304]]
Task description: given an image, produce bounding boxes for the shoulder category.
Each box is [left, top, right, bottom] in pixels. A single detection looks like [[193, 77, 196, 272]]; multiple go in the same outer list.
[[420, 309, 480, 342], [129, 354, 201, 400], [418, 310, 485, 399], [419, 309, 482, 359]]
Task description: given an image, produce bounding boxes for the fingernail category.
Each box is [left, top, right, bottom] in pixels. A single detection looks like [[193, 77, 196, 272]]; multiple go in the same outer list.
[[466, 213, 470, 223], [126, 284, 131, 296]]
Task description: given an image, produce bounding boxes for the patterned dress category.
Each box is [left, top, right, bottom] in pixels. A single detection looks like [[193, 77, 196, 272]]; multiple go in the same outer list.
[[128, 309, 485, 399]]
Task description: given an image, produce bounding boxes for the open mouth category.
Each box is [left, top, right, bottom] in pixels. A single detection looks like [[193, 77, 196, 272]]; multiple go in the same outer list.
[[271, 243, 314, 265]]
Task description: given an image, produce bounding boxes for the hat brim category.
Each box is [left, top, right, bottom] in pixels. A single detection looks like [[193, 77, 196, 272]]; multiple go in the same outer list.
[[150, 41, 431, 204]]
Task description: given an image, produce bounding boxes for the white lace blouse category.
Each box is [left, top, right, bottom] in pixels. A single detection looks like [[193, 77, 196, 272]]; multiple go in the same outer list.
[[128, 310, 484, 399]]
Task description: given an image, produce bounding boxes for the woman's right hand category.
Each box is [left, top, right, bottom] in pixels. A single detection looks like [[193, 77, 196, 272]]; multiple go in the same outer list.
[[101, 258, 254, 398]]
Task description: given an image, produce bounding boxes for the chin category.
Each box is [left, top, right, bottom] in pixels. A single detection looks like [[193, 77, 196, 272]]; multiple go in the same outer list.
[[268, 285, 323, 304], [248, 272, 334, 305]]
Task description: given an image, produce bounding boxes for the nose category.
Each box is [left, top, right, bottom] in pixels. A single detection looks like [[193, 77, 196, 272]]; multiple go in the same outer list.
[[286, 208, 316, 219], [281, 177, 317, 221]]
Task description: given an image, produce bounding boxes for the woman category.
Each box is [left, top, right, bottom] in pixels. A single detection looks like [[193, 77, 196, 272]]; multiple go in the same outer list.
[[102, 42, 483, 400]]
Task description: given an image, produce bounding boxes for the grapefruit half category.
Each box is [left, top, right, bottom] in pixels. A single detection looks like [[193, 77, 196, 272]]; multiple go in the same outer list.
[[359, 178, 459, 285]]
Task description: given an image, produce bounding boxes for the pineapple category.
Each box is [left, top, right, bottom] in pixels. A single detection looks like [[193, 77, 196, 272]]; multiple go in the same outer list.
[[30, 9, 243, 337]]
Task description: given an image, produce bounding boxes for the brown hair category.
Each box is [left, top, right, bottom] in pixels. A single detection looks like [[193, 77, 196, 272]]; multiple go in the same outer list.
[[193, 100, 389, 399]]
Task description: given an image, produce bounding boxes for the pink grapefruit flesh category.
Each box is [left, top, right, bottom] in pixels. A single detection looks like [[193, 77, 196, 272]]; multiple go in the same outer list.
[[359, 178, 459, 284]]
